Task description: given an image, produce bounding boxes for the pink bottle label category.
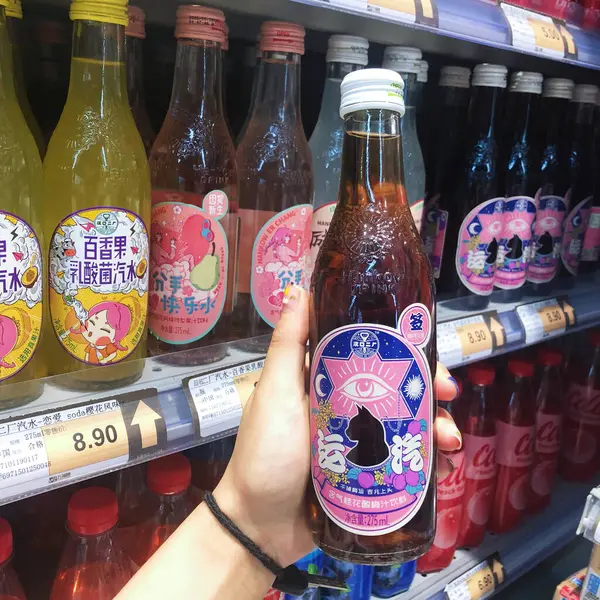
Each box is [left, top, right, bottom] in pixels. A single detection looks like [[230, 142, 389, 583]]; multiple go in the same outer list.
[[149, 191, 228, 344], [527, 194, 568, 284], [495, 421, 534, 468], [565, 383, 600, 425], [582, 206, 600, 262], [250, 204, 312, 328], [561, 196, 592, 275], [535, 412, 562, 454], [495, 196, 536, 290], [463, 434, 497, 480], [438, 449, 465, 501], [307, 202, 336, 284], [310, 317, 433, 536], [455, 198, 504, 295], [530, 455, 558, 498], [421, 197, 448, 279]]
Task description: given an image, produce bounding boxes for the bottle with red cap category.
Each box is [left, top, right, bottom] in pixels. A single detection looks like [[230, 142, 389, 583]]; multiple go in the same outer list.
[[529, 347, 564, 512], [0, 518, 26, 600], [488, 359, 536, 534], [457, 363, 498, 548], [560, 329, 600, 481], [50, 487, 136, 600]]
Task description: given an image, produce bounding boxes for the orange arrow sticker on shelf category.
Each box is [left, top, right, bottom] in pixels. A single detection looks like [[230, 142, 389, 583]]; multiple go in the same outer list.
[[445, 552, 505, 600], [366, 0, 438, 25], [489, 316, 505, 347], [562, 299, 576, 327], [130, 401, 162, 449]]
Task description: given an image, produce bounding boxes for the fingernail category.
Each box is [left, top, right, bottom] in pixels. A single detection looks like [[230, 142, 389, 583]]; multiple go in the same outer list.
[[282, 283, 301, 312], [448, 376, 460, 398], [451, 428, 463, 451], [446, 456, 455, 473]]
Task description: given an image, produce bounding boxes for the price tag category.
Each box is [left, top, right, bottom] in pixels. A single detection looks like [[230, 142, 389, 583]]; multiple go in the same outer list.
[[366, 0, 437, 25], [516, 296, 575, 344], [185, 360, 264, 439], [445, 553, 505, 600]]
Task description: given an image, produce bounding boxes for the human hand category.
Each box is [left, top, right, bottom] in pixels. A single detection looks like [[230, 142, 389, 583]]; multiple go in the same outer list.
[[214, 285, 462, 567]]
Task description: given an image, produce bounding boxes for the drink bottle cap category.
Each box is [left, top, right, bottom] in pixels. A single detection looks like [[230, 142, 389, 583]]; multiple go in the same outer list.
[[68, 487, 118, 535], [339, 68, 405, 118], [147, 453, 192, 495], [70, 0, 128, 27], [5, 0, 22, 19], [0, 518, 12, 564], [543, 78, 574, 100], [223, 22, 229, 51], [508, 359, 534, 378], [537, 347, 563, 367], [260, 21, 305, 55], [467, 363, 495, 386], [125, 6, 145, 39], [417, 60, 428, 83], [472, 63, 508, 88], [573, 84, 599, 104], [439, 66, 471, 89], [326, 35, 369, 66], [175, 5, 226, 44], [589, 329, 600, 347], [382, 46, 422, 74], [509, 71, 543, 94]]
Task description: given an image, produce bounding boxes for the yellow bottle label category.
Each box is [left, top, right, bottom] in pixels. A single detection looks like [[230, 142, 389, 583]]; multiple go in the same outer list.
[[49, 207, 148, 366], [0, 211, 43, 382]]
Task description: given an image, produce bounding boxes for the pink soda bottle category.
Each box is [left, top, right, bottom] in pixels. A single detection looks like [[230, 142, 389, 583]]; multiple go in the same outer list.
[[488, 359, 536, 534], [0, 518, 26, 600], [529, 347, 563, 513], [457, 363, 498, 548]]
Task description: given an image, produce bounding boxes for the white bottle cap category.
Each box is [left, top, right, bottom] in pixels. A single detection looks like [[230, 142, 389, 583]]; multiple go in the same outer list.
[[573, 84, 599, 105], [417, 60, 428, 83], [340, 68, 406, 118], [543, 78, 574, 100], [382, 46, 422, 75], [439, 66, 471, 89], [509, 71, 543, 94], [326, 34, 369, 66], [472, 63, 508, 88]]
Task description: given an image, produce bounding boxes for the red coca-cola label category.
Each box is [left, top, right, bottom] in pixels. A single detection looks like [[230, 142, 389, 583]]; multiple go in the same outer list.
[[438, 450, 465, 501], [565, 383, 600, 426], [495, 421, 534, 468], [463, 434, 497, 480], [535, 412, 562, 454]]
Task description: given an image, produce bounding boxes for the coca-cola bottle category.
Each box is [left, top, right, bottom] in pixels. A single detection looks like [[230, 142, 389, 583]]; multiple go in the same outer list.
[[529, 347, 563, 513], [309, 69, 436, 564], [457, 363, 497, 548], [560, 329, 600, 481], [488, 359, 535, 534]]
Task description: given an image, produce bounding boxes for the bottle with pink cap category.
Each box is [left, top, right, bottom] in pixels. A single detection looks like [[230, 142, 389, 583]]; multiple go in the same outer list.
[[0, 518, 26, 600], [235, 21, 313, 349], [148, 5, 238, 364]]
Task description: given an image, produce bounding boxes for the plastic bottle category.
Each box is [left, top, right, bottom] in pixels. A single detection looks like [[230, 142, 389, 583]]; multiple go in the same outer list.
[[489, 359, 536, 534], [372, 561, 416, 597], [43, 0, 150, 388], [457, 362, 497, 548], [382, 47, 426, 231], [0, 518, 26, 600], [321, 557, 373, 600], [283, 549, 324, 600], [115, 464, 146, 562], [529, 347, 563, 513], [235, 21, 312, 348], [50, 487, 136, 600]]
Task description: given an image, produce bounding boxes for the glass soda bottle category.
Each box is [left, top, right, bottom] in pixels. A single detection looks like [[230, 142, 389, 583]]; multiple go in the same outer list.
[[560, 329, 600, 481], [371, 561, 416, 598], [422, 66, 471, 283], [457, 362, 497, 548], [235, 35, 260, 146], [382, 47, 426, 231], [309, 69, 436, 564], [148, 6, 237, 365], [308, 35, 368, 277], [236, 21, 312, 348], [488, 359, 536, 534], [528, 78, 574, 287], [560, 84, 598, 278], [321, 557, 373, 600], [415, 60, 428, 152], [43, 0, 150, 388], [529, 347, 563, 513], [438, 64, 507, 301], [495, 72, 542, 292], [0, 518, 26, 600], [125, 6, 154, 155], [50, 488, 136, 600]]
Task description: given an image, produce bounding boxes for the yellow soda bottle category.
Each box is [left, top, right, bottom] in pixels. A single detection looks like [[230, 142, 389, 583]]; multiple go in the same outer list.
[[43, 0, 150, 389], [0, 0, 45, 405]]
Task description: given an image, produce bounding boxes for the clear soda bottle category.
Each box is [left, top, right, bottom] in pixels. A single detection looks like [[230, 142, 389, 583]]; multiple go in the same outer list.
[[0, 518, 26, 600]]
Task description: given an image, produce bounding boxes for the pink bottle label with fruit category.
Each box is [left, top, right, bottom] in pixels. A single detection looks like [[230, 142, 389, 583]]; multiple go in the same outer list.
[[463, 434, 497, 480], [149, 190, 228, 344], [561, 196, 592, 275], [307, 202, 336, 284], [565, 383, 600, 426], [455, 198, 504, 295], [581, 206, 600, 262], [495, 421, 534, 468], [251, 204, 312, 328], [421, 197, 448, 279], [310, 317, 433, 536], [535, 412, 562, 454]]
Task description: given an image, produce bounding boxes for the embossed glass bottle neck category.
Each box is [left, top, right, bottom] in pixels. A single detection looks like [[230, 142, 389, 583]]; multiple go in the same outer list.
[[125, 35, 146, 111], [467, 86, 502, 142], [0, 9, 17, 103]]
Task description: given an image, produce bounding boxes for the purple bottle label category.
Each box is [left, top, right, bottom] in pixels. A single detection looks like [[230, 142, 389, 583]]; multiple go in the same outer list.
[[310, 314, 433, 536], [527, 194, 568, 284], [561, 196, 592, 275], [422, 196, 448, 279], [495, 196, 536, 290], [455, 198, 504, 296]]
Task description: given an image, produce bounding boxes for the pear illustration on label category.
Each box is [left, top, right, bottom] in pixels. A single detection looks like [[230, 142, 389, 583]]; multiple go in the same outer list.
[[191, 243, 220, 291], [486, 238, 498, 264]]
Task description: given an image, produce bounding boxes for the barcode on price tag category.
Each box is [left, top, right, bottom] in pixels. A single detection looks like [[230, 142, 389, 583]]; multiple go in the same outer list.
[[516, 297, 575, 344], [366, 0, 437, 25], [185, 360, 264, 439], [445, 553, 505, 600]]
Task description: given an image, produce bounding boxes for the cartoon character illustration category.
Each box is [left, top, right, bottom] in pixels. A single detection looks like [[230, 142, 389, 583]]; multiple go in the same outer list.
[[264, 226, 303, 265], [0, 315, 17, 370], [345, 405, 390, 468]]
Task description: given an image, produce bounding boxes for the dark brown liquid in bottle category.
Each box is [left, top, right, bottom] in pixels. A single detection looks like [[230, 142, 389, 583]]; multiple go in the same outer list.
[[309, 110, 436, 564]]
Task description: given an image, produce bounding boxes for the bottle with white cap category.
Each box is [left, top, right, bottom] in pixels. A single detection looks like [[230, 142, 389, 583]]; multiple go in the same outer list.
[[438, 63, 507, 301], [422, 66, 471, 280], [528, 78, 574, 287], [561, 83, 598, 277], [382, 46, 426, 231], [495, 71, 542, 292], [308, 34, 368, 278], [309, 68, 435, 564]]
